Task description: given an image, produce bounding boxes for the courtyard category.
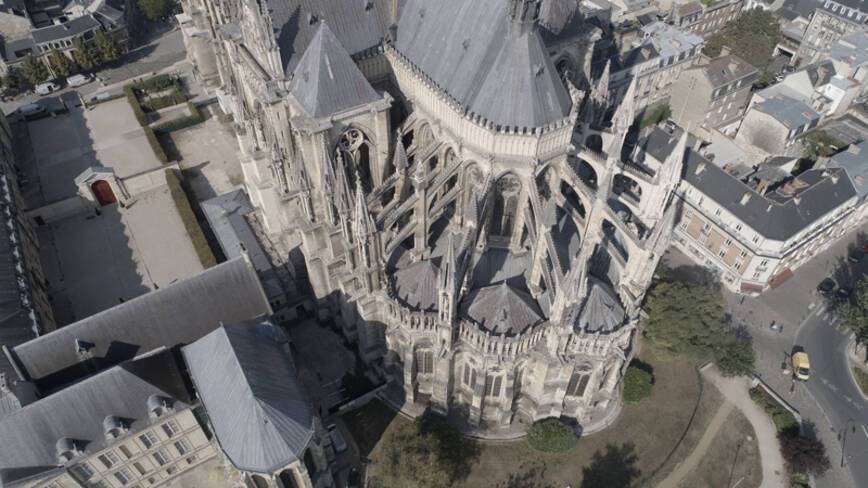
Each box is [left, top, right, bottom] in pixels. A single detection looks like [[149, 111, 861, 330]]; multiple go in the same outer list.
[[342, 347, 762, 488], [17, 95, 206, 325]]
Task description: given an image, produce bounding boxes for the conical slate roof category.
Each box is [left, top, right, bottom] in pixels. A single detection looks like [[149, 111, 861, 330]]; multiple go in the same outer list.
[[576, 277, 625, 333], [470, 28, 572, 128], [182, 320, 314, 474], [289, 22, 379, 119], [392, 260, 440, 312], [462, 282, 544, 336]]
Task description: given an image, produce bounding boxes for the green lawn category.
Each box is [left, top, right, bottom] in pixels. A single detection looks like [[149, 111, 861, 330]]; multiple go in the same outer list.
[[343, 346, 724, 487], [853, 367, 868, 397]]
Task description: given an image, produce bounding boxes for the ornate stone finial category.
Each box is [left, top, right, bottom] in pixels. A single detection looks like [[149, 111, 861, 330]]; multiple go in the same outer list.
[[353, 178, 374, 238], [393, 141, 409, 171]]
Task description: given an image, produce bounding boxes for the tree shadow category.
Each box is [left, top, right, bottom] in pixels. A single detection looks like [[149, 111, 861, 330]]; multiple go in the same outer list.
[[629, 357, 654, 377], [581, 443, 641, 488], [658, 264, 720, 290], [497, 461, 556, 488], [417, 412, 481, 484]]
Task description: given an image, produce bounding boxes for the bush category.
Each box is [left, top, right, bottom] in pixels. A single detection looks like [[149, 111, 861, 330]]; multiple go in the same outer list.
[[152, 102, 204, 133], [527, 418, 578, 452], [130, 73, 176, 92], [143, 126, 168, 163], [623, 363, 653, 403], [639, 104, 671, 129], [750, 387, 798, 433], [125, 85, 149, 126], [778, 426, 831, 477], [165, 169, 217, 269], [140, 89, 187, 111]]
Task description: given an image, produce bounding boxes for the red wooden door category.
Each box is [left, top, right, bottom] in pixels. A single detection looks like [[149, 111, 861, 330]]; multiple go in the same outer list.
[[91, 180, 117, 206]]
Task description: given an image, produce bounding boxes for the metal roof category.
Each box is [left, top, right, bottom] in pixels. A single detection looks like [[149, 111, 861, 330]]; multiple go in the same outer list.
[[7, 257, 271, 391], [827, 141, 868, 199], [392, 259, 440, 312], [702, 54, 757, 88], [182, 320, 314, 474], [461, 282, 544, 336], [394, 0, 572, 128], [0, 349, 190, 488], [576, 277, 625, 333], [830, 30, 868, 69], [288, 22, 380, 119]]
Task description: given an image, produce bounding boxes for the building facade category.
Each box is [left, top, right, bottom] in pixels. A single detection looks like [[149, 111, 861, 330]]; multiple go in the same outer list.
[[671, 0, 745, 37], [181, 0, 683, 432], [672, 140, 867, 294], [670, 54, 758, 135], [795, 0, 868, 66]]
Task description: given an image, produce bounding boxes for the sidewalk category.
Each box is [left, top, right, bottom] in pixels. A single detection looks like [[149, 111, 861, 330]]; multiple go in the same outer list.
[[704, 367, 787, 488]]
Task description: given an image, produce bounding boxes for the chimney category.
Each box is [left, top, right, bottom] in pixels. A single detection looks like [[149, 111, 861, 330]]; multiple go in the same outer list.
[[695, 162, 706, 175], [740, 192, 751, 205]]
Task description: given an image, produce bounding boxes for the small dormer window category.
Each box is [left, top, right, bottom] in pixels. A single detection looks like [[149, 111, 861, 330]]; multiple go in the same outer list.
[[56, 437, 84, 464], [103, 416, 129, 440], [147, 394, 173, 418]]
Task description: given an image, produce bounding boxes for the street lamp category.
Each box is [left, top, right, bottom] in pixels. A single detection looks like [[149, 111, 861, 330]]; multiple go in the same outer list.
[[839, 418, 857, 468]]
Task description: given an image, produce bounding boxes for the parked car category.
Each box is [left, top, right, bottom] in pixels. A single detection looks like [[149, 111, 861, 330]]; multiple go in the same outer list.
[[328, 424, 347, 453], [792, 348, 811, 381], [817, 278, 836, 296], [65, 73, 93, 87], [849, 247, 865, 263], [17, 103, 45, 117], [34, 82, 60, 95]]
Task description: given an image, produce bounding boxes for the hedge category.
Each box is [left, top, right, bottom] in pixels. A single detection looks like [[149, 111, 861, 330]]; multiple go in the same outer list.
[[125, 85, 149, 126], [141, 89, 187, 111], [623, 364, 653, 403], [526, 418, 577, 452], [130, 73, 177, 92], [143, 126, 168, 164], [750, 386, 798, 432], [153, 102, 204, 134], [165, 169, 217, 269]]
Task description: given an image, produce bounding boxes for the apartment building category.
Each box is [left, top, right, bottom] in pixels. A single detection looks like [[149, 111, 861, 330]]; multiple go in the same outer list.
[[0, 349, 218, 488], [672, 141, 867, 294], [796, 0, 868, 65], [605, 21, 704, 111], [670, 54, 758, 134], [671, 0, 745, 36]]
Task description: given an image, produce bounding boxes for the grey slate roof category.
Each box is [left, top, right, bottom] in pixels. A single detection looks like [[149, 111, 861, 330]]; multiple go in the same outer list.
[[1, 37, 35, 63], [827, 141, 868, 199], [703, 55, 757, 88], [289, 22, 380, 119], [0, 349, 190, 488], [753, 96, 821, 130], [31, 15, 100, 44], [683, 151, 858, 241], [576, 277, 625, 333], [830, 30, 868, 68], [7, 257, 271, 390], [182, 320, 314, 474], [394, 0, 572, 128], [461, 282, 544, 336], [392, 259, 440, 312], [267, 0, 392, 76]]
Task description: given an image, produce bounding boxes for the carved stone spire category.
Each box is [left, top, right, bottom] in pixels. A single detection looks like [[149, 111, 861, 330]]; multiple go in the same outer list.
[[593, 60, 611, 107], [354, 178, 375, 239], [393, 142, 409, 172]]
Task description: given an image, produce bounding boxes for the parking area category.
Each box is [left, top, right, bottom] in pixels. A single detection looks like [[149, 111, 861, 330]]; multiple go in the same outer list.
[[20, 97, 205, 326]]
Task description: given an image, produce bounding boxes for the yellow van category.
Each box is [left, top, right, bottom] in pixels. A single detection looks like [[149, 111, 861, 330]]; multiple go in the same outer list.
[[792, 351, 811, 381]]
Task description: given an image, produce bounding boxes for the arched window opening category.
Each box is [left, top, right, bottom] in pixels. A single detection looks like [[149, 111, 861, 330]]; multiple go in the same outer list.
[[415, 349, 434, 375], [566, 371, 590, 398], [337, 128, 374, 192], [491, 175, 520, 239]]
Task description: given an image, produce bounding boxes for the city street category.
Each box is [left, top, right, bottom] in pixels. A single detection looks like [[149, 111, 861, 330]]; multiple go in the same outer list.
[[711, 221, 868, 488], [1, 28, 185, 115]]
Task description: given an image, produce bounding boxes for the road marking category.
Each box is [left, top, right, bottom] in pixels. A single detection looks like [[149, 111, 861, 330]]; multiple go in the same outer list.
[[861, 425, 868, 439]]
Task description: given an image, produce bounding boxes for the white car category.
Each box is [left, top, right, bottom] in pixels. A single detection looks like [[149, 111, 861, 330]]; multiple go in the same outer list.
[[34, 82, 60, 95], [66, 74, 93, 87], [327, 424, 347, 453]]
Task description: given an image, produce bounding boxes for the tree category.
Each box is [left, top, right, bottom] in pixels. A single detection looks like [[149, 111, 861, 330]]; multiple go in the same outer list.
[[47, 49, 76, 78], [94, 30, 121, 63], [1, 67, 29, 92], [20, 54, 49, 85], [778, 427, 831, 477], [801, 130, 844, 161], [704, 9, 781, 71], [72, 38, 100, 71], [841, 279, 868, 349], [527, 418, 578, 452], [378, 415, 479, 487], [137, 0, 177, 21], [643, 279, 755, 375], [622, 363, 653, 403]]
